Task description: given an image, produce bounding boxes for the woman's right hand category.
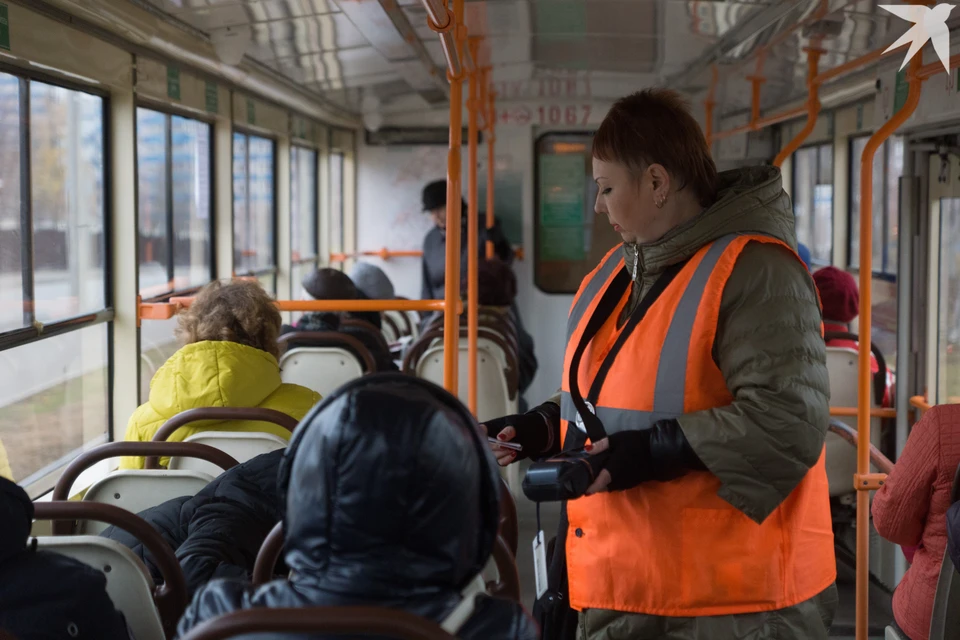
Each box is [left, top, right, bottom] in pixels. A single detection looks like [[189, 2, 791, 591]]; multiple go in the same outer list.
[[481, 406, 556, 467]]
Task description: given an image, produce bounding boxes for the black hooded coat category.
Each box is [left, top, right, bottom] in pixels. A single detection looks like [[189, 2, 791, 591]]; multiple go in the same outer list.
[[0, 477, 131, 640], [175, 374, 538, 639]]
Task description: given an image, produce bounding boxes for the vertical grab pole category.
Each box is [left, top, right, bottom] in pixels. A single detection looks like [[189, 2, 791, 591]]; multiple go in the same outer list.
[[486, 82, 497, 260], [440, 0, 465, 394], [704, 65, 717, 146], [854, 53, 923, 640], [467, 38, 481, 415], [772, 47, 821, 168]]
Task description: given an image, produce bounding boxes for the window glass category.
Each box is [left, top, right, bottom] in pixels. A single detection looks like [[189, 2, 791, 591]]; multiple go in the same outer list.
[[0, 324, 108, 483], [291, 146, 318, 264], [792, 144, 833, 265], [172, 116, 212, 290], [849, 135, 902, 276], [140, 317, 179, 402], [137, 108, 169, 296], [0, 73, 23, 333], [31, 82, 106, 322], [939, 198, 960, 402], [233, 133, 275, 276], [330, 152, 344, 255]]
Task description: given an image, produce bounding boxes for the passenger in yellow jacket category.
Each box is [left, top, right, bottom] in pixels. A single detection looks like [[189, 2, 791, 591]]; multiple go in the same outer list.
[[120, 280, 321, 469], [0, 438, 12, 481]]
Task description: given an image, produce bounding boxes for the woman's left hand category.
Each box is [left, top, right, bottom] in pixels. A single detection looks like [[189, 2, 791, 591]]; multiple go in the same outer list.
[[584, 431, 651, 495], [583, 419, 701, 496]]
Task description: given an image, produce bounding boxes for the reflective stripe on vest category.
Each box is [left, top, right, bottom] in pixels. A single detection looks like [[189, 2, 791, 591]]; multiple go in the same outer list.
[[562, 234, 737, 433], [559, 234, 836, 618]]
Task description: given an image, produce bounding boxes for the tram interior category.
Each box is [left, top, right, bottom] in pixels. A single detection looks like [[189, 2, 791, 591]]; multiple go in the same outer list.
[[2, 0, 960, 638]]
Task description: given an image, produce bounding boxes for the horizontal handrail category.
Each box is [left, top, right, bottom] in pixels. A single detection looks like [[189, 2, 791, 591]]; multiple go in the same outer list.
[[910, 395, 932, 414], [140, 298, 462, 321], [829, 407, 896, 419], [828, 419, 893, 476], [329, 247, 525, 263]]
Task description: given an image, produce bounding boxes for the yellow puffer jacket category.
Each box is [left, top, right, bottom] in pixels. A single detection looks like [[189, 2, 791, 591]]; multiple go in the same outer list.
[[0, 438, 12, 481], [120, 341, 322, 469]]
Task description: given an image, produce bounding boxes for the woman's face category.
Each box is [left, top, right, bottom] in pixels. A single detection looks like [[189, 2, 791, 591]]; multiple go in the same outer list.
[[592, 157, 672, 244]]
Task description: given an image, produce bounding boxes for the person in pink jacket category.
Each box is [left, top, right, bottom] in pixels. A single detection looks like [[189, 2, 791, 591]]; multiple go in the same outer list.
[[873, 405, 960, 640]]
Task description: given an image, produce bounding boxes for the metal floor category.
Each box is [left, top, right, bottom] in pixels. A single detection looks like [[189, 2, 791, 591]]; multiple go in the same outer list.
[[510, 472, 893, 640]]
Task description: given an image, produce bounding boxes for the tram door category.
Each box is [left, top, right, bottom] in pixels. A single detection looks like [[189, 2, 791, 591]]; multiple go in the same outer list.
[[925, 143, 960, 406]]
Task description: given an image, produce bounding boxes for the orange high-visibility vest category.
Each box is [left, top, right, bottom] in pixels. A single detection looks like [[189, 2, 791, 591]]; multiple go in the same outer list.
[[560, 233, 835, 617]]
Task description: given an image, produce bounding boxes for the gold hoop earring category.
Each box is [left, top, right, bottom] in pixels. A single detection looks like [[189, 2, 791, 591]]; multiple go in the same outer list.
[[655, 195, 666, 209]]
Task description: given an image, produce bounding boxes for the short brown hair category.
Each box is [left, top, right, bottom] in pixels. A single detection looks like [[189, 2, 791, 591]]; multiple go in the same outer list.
[[176, 280, 282, 360], [593, 88, 719, 208]]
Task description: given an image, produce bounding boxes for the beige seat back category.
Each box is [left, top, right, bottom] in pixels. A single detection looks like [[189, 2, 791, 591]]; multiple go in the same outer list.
[[279, 346, 366, 395], [36, 536, 166, 640], [168, 432, 287, 477], [825, 346, 882, 497], [79, 470, 214, 535]]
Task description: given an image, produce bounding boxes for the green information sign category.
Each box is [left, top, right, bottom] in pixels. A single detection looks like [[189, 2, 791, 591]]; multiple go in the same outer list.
[[167, 66, 181, 101], [205, 81, 218, 114], [0, 4, 11, 52], [539, 154, 585, 226], [856, 103, 863, 130], [247, 99, 255, 125], [540, 226, 585, 261], [893, 68, 908, 115], [538, 153, 586, 260]]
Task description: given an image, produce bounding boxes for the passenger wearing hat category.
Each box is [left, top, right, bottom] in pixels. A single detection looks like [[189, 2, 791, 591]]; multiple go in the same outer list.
[[281, 268, 398, 372], [812, 265, 891, 406], [420, 179, 514, 331]]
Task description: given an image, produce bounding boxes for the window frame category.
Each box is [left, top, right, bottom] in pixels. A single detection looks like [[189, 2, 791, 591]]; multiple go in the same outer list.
[[328, 149, 346, 262], [134, 102, 217, 302], [790, 141, 834, 269], [0, 62, 114, 351], [231, 128, 279, 288], [0, 63, 115, 479], [847, 133, 900, 283]]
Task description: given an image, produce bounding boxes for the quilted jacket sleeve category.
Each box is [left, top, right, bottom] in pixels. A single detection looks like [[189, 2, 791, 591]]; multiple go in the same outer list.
[[678, 242, 830, 524]]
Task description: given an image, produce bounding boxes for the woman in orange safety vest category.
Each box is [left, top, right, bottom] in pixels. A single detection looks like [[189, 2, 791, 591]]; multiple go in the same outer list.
[[483, 89, 837, 640]]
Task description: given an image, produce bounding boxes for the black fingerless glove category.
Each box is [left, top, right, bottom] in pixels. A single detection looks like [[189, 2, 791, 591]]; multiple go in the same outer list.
[[604, 419, 707, 492], [485, 401, 561, 460]]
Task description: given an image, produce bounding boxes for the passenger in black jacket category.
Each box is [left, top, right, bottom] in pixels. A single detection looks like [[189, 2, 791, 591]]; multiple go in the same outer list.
[[100, 449, 285, 599], [283, 267, 397, 372], [176, 374, 538, 640], [420, 179, 514, 332], [0, 477, 130, 640]]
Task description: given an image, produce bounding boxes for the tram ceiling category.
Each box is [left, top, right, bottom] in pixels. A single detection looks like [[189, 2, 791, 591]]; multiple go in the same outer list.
[[129, 0, 933, 118]]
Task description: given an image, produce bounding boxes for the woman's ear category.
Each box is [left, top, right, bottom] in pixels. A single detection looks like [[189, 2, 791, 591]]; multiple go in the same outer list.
[[648, 163, 671, 196]]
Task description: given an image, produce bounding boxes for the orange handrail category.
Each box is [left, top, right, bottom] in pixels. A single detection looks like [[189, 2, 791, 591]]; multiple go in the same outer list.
[[853, 52, 924, 640], [910, 395, 933, 414], [438, 0, 466, 393], [772, 47, 822, 168], [486, 79, 497, 260], [467, 37, 481, 415], [703, 65, 717, 144], [709, 42, 909, 144], [329, 249, 423, 262], [830, 407, 897, 419], [139, 298, 460, 321]]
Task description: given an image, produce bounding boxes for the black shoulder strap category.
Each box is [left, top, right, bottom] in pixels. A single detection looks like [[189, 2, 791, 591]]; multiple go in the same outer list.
[[567, 260, 688, 442]]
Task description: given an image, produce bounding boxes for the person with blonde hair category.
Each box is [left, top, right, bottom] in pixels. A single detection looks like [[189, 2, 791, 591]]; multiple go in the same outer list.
[[120, 280, 321, 469]]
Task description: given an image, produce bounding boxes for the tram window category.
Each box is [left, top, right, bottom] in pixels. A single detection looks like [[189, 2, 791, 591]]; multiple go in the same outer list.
[[0, 73, 23, 333], [849, 135, 903, 277], [939, 198, 960, 402], [233, 132, 276, 293], [791, 143, 833, 266], [534, 132, 621, 293], [0, 324, 109, 484], [330, 151, 344, 258], [31, 82, 106, 322], [137, 109, 169, 296], [0, 73, 110, 485], [291, 146, 318, 301]]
